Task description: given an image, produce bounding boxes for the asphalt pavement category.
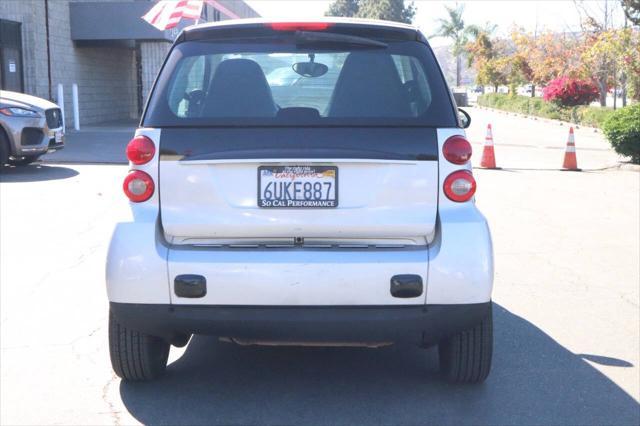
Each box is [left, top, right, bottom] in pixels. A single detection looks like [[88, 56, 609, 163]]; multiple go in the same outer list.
[[1, 109, 638, 425], [42, 119, 136, 165]]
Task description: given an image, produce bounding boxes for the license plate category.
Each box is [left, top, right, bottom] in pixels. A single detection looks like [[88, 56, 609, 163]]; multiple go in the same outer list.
[[258, 166, 338, 208], [55, 131, 63, 143]]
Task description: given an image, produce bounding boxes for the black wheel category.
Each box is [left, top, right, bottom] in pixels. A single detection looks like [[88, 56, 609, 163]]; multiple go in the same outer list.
[[8, 154, 42, 166], [108, 309, 170, 381], [0, 131, 9, 166], [438, 304, 493, 384]]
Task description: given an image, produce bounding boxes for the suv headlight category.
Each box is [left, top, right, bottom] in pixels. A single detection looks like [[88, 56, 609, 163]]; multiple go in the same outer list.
[[0, 107, 41, 118]]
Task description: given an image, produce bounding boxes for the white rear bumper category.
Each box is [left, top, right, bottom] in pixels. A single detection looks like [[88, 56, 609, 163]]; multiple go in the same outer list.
[[106, 207, 492, 306]]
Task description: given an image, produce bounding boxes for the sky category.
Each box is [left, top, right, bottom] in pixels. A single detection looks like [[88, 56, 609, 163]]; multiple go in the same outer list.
[[245, 0, 627, 46]]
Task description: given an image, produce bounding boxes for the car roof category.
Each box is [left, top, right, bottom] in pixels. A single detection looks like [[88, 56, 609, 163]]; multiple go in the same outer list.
[[185, 17, 418, 32], [180, 17, 423, 43]]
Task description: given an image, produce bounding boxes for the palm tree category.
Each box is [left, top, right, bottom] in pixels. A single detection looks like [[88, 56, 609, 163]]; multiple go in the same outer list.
[[432, 4, 476, 87]]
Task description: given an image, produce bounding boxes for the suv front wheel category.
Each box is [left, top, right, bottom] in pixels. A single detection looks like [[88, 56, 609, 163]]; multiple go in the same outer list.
[[438, 304, 493, 384], [0, 131, 9, 166], [108, 310, 169, 381]]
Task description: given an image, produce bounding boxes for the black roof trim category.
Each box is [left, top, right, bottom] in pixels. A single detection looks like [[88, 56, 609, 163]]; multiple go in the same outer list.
[[180, 21, 421, 43]]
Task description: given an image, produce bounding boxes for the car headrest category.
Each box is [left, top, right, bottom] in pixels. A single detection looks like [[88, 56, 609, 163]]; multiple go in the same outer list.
[[328, 52, 411, 118], [203, 59, 277, 117]]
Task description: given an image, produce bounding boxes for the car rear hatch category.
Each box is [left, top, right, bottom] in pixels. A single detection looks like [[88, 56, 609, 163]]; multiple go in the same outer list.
[[159, 126, 439, 246], [143, 22, 459, 305]]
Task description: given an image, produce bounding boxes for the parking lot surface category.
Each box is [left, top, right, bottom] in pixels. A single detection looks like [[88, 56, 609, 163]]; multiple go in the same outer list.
[[1, 109, 639, 425]]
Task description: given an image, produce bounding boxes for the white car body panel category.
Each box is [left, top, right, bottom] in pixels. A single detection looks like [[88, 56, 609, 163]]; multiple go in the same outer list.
[[428, 128, 493, 303], [168, 247, 428, 305], [159, 159, 438, 243], [106, 128, 168, 304], [106, 221, 170, 304], [106, 128, 494, 306]]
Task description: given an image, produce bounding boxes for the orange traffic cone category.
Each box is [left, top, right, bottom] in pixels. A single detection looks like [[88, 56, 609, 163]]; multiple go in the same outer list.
[[562, 127, 580, 171], [480, 124, 498, 169]]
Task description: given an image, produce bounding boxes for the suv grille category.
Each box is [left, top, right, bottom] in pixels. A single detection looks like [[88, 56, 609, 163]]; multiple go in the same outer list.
[[45, 108, 62, 129]]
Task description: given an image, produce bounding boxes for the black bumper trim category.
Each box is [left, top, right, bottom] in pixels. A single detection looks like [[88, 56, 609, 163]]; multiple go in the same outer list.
[[110, 302, 491, 346], [47, 140, 64, 151]]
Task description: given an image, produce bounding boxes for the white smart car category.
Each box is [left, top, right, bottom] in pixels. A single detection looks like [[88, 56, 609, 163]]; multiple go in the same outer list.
[[106, 19, 493, 383]]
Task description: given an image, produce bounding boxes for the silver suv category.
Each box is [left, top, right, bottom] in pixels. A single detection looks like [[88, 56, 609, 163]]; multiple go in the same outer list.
[[0, 90, 64, 166]]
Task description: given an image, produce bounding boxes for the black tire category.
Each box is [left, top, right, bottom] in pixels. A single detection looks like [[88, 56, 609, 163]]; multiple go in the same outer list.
[[438, 304, 493, 384], [0, 131, 9, 166], [8, 154, 42, 166], [108, 309, 170, 381]]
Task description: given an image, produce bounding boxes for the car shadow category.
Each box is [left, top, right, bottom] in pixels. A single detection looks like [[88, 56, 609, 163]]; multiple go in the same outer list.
[[0, 164, 79, 182], [119, 304, 640, 425]]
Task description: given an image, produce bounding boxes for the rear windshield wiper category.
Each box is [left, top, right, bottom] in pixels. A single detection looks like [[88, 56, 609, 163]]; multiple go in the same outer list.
[[294, 31, 388, 49]]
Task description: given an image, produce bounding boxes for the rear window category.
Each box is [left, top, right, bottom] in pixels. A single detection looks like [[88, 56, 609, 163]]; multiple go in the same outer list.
[[143, 34, 457, 127]]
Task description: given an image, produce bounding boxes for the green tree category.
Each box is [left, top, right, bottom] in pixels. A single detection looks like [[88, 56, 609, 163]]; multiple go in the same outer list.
[[326, 0, 415, 23], [509, 28, 537, 96], [474, 41, 510, 92], [512, 30, 583, 97], [465, 29, 495, 90], [432, 4, 477, 87], [583, 28, 640, 103], [326, 0, 359, 18], [356, 0, 415, 23], [622, 0, 640, 25], [574, 0, 623, 106], [504, 54, 533, 96], [478, 59, 509, 92]]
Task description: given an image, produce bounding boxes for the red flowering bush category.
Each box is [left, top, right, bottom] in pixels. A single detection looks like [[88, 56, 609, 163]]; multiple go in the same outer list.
[[542, 77, 600, 106]]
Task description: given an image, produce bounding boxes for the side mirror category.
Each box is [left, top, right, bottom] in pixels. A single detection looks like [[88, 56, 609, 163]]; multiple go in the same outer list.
[[458, 108, 471, 129]]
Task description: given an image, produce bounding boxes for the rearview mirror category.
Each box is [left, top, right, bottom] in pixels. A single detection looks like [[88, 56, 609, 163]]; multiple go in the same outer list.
[[292, 62, 328, 78], [458, 108, 471, 129]]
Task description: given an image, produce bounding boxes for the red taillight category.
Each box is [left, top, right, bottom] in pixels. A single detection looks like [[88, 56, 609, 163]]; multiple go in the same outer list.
[[443, 170, 476, 202], [123, 170, 154, 203], [443, 135, 472, 165], [269, 22, 332, 31], [126, 135, 155, 165]]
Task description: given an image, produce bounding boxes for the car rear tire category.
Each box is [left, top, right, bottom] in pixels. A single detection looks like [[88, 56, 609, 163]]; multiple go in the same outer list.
[[0, 131, 9, 166], [108, 310, 170, 381], [438, 304, 493, 384], [8, 154, 42, 166]]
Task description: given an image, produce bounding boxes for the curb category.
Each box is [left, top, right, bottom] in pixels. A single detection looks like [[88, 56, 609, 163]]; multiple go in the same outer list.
[[607, 163, 640, 172], [474, 105, 602, 133]]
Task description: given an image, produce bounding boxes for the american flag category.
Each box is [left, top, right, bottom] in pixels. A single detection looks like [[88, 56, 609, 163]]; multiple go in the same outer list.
[[142, 0, 240, 31]]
